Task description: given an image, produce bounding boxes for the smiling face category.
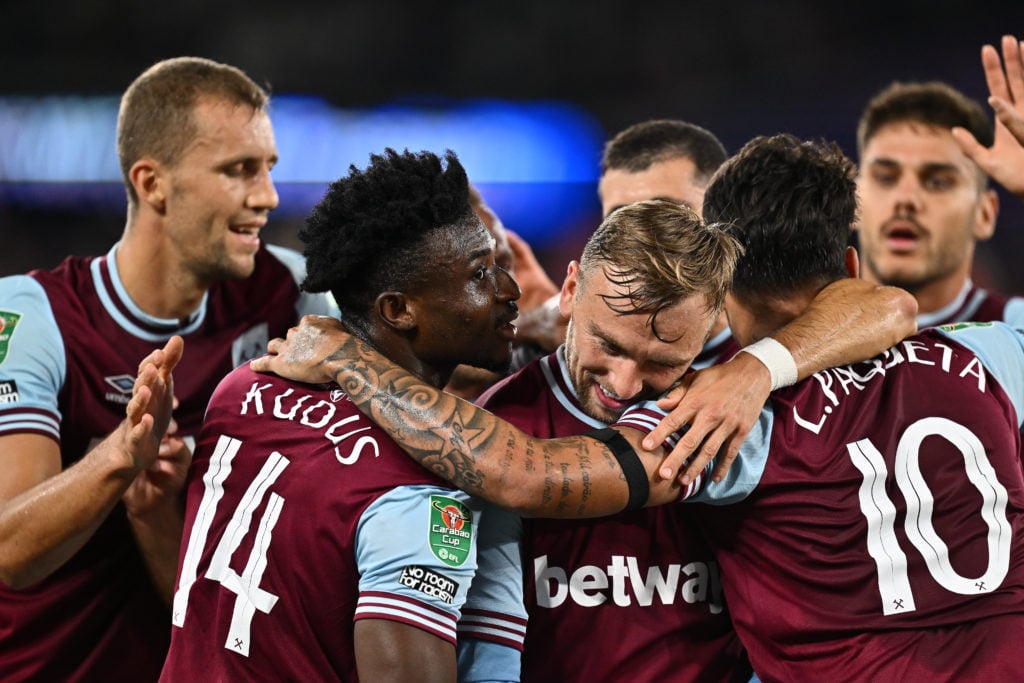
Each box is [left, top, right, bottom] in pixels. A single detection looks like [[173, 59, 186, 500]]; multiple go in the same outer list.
[[559, 261, 714, 423], [409, 218, 521, 378], [598, 156, 706, 218], [855, 122, 997, 311], [162, 96, 279, 286]]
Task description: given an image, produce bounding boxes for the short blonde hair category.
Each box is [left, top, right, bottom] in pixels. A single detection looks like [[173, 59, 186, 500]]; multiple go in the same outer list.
[[579, 199, 741, 342]]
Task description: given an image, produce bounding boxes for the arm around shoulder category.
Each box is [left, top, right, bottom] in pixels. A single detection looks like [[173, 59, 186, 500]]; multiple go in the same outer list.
[[775, 278, 917, 381]]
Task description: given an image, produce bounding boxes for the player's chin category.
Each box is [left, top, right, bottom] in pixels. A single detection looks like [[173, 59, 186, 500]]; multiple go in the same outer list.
[[473, 343, 514, 375], [223, 254, 258, 280]]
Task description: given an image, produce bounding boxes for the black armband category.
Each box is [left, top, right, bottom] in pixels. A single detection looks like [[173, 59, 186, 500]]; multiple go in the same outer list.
[[587, 427, 649, 511]]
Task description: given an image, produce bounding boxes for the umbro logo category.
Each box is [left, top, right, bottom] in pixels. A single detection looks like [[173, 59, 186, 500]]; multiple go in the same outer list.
[[104, 374, 134, 405], [330, 389, 348, 402], [105, 375, 135, 393]]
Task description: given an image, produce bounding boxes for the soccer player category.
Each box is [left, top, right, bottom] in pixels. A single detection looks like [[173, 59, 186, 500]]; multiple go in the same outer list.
[[855, 48, 1024, 327], [599, 119, 739, 369], [0, 57, 333, 681], [463, 200, 753, 682], [159, 148, 521, 681], [256, 135, 1024, 680], [444, 184, 560, 400], [283, 201, 911, 683], [646, 133, 1024, 679]]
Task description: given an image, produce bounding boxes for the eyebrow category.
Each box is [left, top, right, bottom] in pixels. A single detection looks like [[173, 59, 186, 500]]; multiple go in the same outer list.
[[586, 320, 690, 367], [869, 158, 962, 175], [466, 246, 492, 264]]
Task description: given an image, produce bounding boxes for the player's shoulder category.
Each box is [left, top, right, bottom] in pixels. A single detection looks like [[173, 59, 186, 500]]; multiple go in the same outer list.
[[261, 243, 306, 285], [477, 354, 547, 409], [216, 243, 304, 298], [1000, 293, 1024, 329], [1, 272, 49, 305], [930, 320, 1023, 351], [216, 359, 324, 397], [11, 256, 92, 298], [0, 272, 64, 350]]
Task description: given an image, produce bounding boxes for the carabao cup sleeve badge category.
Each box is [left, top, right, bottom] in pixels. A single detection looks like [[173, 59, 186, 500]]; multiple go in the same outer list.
[[428, 495, 474, 568], [0, 311, 21, 366]]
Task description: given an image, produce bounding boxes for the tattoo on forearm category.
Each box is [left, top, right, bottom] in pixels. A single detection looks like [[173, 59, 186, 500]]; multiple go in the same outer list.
[[326, 333, 630, 515]]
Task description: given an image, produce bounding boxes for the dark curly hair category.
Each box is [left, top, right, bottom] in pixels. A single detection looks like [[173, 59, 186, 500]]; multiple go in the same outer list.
[[703, 134, 855, 301], [300, 148, 473, 324]]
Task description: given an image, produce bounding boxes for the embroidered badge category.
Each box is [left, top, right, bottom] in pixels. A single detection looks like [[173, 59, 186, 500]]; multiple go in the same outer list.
[[939, 321, 995, 333], [428, 495, 474, 568], [0, 311, 22, 365]]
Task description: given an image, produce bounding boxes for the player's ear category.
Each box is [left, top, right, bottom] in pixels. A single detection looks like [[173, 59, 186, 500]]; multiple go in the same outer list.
[[972, 188, 998, 242], [559, 261, 581, 319], [845, 246, 859, 278], [376, 292, 416, 331], [130, 157, 167, 214]]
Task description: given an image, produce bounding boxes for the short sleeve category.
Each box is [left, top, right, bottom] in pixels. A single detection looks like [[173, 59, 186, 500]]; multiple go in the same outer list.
[[0, 274, 65, 440], [355, 484, 482, 645], [613, 400, 772, 504]]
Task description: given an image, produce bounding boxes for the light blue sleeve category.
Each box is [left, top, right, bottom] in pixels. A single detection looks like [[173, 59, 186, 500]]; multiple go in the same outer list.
[[458, 639, 520, 683], [0, 275, 65, 438], [935, 321, 1024, 428], [457, 503, 525, 682], [691, 403, 772, 505], [265, 243, 340, 318], [356, 485, 483, 624], [615, 400, 771, 505], [1003, 297, 1024, 330]]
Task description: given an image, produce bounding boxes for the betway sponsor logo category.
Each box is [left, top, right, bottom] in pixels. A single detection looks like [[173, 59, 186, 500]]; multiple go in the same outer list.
[[534, 555, 724, 614]]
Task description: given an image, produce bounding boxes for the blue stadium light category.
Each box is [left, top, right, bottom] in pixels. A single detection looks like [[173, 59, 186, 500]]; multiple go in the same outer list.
[[0, 95, 605, 244]]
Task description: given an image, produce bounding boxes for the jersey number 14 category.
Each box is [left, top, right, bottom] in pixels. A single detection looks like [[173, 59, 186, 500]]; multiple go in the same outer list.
[[172, 434, 288, 657]]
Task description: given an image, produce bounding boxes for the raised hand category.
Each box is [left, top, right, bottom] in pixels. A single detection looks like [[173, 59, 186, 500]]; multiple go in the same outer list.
[[123, 335, 187, 516], [952, 35, 1024, 199]]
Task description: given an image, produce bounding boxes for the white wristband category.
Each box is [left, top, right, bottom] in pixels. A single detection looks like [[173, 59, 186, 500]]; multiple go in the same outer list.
[[740, 337, 798, 391]]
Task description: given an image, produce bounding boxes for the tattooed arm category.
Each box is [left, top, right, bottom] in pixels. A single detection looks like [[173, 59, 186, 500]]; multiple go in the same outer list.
[[252, 317, 683, 517]]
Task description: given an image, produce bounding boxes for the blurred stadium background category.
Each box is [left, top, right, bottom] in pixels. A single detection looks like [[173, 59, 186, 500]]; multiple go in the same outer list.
[[2, 0, 1023, 293]]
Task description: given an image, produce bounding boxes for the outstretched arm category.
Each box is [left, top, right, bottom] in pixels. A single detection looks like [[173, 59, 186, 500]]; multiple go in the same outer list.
[[952, 35, 1024, 200], [642, 277, 917, 482], [0, 336, 183, 591], [252, 318, 686, 516]]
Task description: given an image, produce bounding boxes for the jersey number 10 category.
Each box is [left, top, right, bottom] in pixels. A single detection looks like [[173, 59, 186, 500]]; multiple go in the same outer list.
[[847, 416, 1011, 616]]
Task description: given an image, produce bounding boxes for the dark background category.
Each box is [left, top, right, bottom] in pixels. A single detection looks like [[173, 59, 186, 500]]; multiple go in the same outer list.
[[3, 0, 1023, 292]]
